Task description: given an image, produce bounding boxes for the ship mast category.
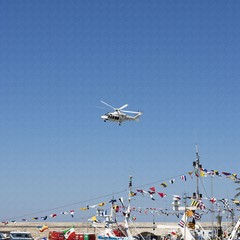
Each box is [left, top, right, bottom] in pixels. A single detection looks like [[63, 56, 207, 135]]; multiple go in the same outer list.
[[193, 144, 202, 200], [124, 176, 134, 240], [180, 145, 202, 240], [196, 144, 200, 199]]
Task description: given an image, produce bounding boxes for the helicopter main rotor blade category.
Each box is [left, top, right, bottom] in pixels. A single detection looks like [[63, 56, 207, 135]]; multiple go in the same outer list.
[[118, 104, 128, 110], [100, 100, 115, 110]]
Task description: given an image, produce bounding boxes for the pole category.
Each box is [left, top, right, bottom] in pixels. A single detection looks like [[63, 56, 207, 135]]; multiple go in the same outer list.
[[183, 192, 187, 240], [211, 175, 214, 238], [124, 176, 134, 240], [195, 145, 200, 199]]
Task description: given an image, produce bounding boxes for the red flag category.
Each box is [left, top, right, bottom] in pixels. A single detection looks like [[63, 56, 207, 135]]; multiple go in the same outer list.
[[210, 197, 216, 203], [149, 187, 156, 193], [158, 192, 166, 198]]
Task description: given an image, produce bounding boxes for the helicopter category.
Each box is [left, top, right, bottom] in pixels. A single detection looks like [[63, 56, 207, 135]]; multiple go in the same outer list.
[[100, 100, 143, 126]]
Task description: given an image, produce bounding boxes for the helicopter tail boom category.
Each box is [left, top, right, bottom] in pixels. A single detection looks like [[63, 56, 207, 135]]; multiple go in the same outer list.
[[133, 112, 143, 121], [124, 112, 142, 121]]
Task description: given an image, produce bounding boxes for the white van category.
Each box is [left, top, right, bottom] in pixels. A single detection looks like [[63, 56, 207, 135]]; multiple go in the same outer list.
[[9, 232, 33, 240]]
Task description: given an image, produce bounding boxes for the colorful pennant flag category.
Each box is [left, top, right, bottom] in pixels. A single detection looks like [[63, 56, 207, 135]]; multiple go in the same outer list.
[[188, 218, 195, 229], [160, 182, 167, 188], [169, 179, 175, 184], [198, 201, 206, 210], [63, 227, 76, 240], [222, 172, 231, 176], [191, 200, 200, 208], [98, 202, 106, 206], [210, 197, 216, 203], [149, 194, 155, 201], [193, 212, 201, 220], [200, 170, 206, 177], [186, 210, 194, 217], [149, 187, 156, 193], [129, 191, 137, 197], [38, 225, 49, 232], [158, 192, 167, 198], [136, 189, 147, 195], [211, 170, 219, 175], [178, 219, 185, 228], [228, 174, 237, 180], [80, 207, 89, 211], [173, 195, 181, 200], [188, 171, 193, 178], [113, 205, 119, 212], [232, 199, 240, 205], [90, 216, 99, 222], [70, 210, 74, 217], [180, 175, 186, 181]]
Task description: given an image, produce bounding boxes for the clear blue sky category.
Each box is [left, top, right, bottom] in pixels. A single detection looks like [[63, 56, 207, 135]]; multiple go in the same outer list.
[[1, 1, 240, 223]]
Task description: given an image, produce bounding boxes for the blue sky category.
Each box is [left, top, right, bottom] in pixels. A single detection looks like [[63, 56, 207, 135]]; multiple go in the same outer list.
[[0, 1, 240, 223]]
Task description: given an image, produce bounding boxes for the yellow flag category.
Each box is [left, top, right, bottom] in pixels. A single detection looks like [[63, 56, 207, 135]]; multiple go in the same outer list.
[[160, 182, 167, 188], [186, 210, 194, 217], [98, 202, 105, 206], [228, 174, 237, 180], [188, 171, 193, 178], [233, 200, 240, 205], [200, 170, 206, 177], [80, 207, 89, 210]]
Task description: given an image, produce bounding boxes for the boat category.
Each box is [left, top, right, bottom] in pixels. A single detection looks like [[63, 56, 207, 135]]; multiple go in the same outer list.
[[174, 146, 240, 240], [94, 177, 136, 240], [48, 231, 96, 240]]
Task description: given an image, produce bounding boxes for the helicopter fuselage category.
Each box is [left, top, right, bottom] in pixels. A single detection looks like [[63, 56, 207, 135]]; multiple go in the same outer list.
[[101, 112, 126, 123], [101, 111, 141, 125]]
